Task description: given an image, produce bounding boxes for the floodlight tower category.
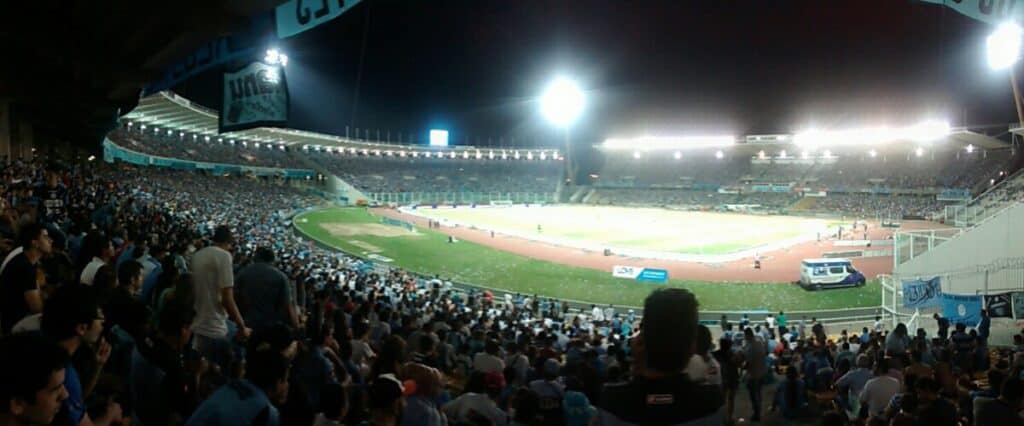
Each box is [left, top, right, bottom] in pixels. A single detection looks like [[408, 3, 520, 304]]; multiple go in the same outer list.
[[987, 22, 1024, 126], [540, 77, 585, 192]]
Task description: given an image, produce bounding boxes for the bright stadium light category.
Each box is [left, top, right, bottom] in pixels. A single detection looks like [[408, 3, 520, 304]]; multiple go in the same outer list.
[[869, 149, 878, 157], [673, 151, 682, 160], [915, 147, 925, 157], [779, 150, 787, 159], [987, 22, 1023, 70], [715, 150, 724, 159], [633, 151, 641, 159], [540, 77, 585, 127], [793, 120, 949, 147], [801, 150, 809, 159], [823, 149, 832, 158], [966, 144, 975, 153], [265, 48, 289, 67], [757, 150, 766, 159]]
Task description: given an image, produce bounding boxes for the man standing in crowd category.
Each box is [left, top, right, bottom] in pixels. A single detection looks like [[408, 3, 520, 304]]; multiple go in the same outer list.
[[79, 233, 113, 285], [934, 312, 950, 340], [191, 225, 251, 371], [596, 288, 724, 425], [0, 223, 51, 334], [859, 358, 900, 419], [235, 246, 299, 334], [743, 326, 768, 422], [0, 333, 70, 426]]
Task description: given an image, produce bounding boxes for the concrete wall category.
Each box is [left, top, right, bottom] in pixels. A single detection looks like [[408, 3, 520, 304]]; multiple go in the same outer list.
[[896, 202, 1024, 293]]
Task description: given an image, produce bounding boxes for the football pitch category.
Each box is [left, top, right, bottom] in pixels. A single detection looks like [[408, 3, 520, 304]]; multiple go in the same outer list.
[[293, 207, 880, 311], [410, 205, 828, 255]]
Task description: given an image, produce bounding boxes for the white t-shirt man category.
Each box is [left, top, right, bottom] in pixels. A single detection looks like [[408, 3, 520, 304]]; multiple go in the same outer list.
[[79, 256, 106, 285], [190, 246, 234, 338], [859, 375, 900, 418], [592, 306, 605, 322]]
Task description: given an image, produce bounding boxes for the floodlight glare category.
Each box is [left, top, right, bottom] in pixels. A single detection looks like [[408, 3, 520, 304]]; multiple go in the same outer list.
[[540, 77, 585, 127], [715, 150, 724, 159], [966, 144, 975, 153], [633, 151, 641, 159], [673, 151, 682, 160], [264, 49, 288, 67], [987, 22, 1023, 70], [915, 147, 924, 157], [869, 149, 878, 157]]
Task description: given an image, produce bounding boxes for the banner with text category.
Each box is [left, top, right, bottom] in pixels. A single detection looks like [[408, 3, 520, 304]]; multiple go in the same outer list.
[[612, 265, 669, 283], [220, 62, 289, 133], [985, 293, 1014, 318], [920, 0, 1024, 25], [902, 277, 942, 309], [942, 293, 983, 326], [276, 0, 364, 38]]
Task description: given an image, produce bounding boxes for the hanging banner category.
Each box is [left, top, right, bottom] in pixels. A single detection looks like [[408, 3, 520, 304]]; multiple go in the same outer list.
[[220, 62, 290, 133], [276, 0, 364, 38], [902, 277, 942, 309], [1013, 292, 1024, 319], [920, 0, 1024, 26], [942, 293, 983, 325], [985, 293, 1013, 318]]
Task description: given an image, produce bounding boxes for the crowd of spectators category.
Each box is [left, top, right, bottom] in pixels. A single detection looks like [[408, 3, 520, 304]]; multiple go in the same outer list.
[[1, 156, 1023, 426], [804, 194, 951, 219], [311, 155, 561, 195], [109, 127, 303, 169]]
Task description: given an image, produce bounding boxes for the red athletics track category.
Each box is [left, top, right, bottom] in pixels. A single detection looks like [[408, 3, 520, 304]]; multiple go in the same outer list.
[[373, 208, 946, 283]]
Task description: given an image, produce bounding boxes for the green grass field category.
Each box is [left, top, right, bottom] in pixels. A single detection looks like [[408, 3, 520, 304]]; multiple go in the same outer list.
[[294, 207, 880, 311], [413, 205, 827, 255]]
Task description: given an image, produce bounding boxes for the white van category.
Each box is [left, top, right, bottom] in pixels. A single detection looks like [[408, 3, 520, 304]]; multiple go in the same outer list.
[[799, 258, 866, 290]]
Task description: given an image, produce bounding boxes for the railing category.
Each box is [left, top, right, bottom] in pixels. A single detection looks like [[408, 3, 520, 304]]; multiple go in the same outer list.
[[944, 167, 1024, 227]]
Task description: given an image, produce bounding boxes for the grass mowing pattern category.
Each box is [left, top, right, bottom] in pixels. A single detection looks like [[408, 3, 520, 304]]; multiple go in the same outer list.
[[295, 208, 880, 311]]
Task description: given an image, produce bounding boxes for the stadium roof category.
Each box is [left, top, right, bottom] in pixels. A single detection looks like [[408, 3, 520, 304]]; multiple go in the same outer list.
[[123, 92, 558, 155]]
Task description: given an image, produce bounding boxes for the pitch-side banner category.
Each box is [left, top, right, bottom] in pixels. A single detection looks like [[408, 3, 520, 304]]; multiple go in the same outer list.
[[276, 0, 364, 39], [612, 265, 669, 283], [921, 0, 1024, 25], [219, 62, 289, 133]]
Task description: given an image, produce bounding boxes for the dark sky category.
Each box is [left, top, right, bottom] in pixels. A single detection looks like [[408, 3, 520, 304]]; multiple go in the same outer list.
[[176, 0, 1017, 149]]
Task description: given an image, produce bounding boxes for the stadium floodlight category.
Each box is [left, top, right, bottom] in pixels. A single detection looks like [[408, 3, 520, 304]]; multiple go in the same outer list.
[[527, 152, 534, 160], [988, 22, 1023, 70], [869, 149, 878, 158], [715, 150, 724, 159], [87, 155, 96, 162], [140, 124, 146, 130], [823, 149, 832, 158], [603, 135, 735, 151], [540, 77, 585, 127], [801, 150, 809, 159], [673, 151, 682, 160], [540, 151, 547, 160], [204, 136, 210, 142], [632, 151, 641, 159], [514, 151, 521, 160], [489, 150, 495, 160], [966, 144, 975, 153], [779, 150, 787, 159], [793, 120, 949, 147], [265, 48, 289, 67], [915, 147, 924, 157], [502, 151, 509, 160], [757, 150, 766, 159]]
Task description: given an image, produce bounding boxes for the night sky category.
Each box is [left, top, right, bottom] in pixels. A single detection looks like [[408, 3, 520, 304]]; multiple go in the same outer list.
[[175, 0, 1017, 149]]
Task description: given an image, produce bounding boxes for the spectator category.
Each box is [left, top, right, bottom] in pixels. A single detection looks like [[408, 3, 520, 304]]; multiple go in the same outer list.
[[0, 333, 70, 426], [974, 377, 1024, 425], [934, 312, 950, 340], [743, 326, 769, 422], [0, 223, 51, 334], [529, 358, 565, 426], [859, 358, 900, 420], [185, 349, 291, 425], [366, 374, 406, 426], [40, 284, 111, 426], [79, 233, 113, 286], [713, 338, 740, 424], [473, 339, 506, 374], [595, 288, 723, 424], [235, 246, 299, 334], [771, 364, 807, 419], [403, 363, 448, 426], [190, 225, 251, 371], [442, 370, 508, 426], [314, 383, 348, 426], [130, 300, 202, 425]]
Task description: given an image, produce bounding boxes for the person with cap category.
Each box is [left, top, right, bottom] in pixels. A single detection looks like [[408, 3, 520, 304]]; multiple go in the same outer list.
[[595, 288, 724, 425], [528, 358, 565, 426], [402, 363, 448, 426], [443, 370, 508, 426], [234, 246, 299, 334], [366, 374, 407, 426], [190, 225, 251, 372], [563, 377, 597, 426]]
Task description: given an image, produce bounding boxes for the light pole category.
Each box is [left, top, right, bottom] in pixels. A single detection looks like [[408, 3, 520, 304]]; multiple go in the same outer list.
[[540, 77, 585, 193], [987, 22, 1024, 126]]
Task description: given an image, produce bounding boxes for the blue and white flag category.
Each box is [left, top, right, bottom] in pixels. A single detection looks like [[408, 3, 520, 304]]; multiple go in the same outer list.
[[902, 277, 942, 309], [942, 293, 983, 326]]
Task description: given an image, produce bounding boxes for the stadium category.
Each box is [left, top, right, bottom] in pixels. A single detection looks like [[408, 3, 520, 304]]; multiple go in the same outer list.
[[5, 1, 1024, 425]]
